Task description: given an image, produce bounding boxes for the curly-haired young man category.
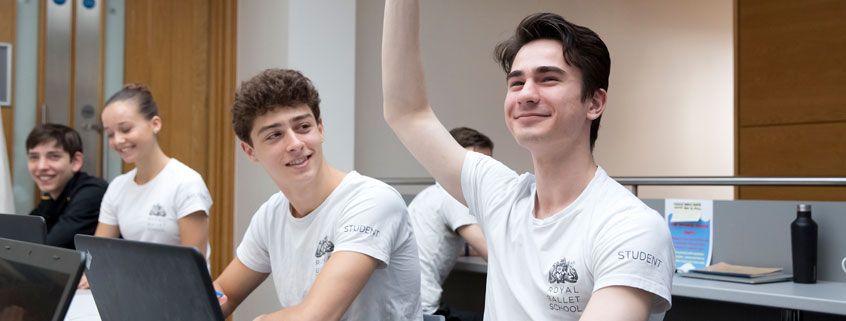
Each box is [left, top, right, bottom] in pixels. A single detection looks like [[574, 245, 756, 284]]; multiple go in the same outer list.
[[214, 69, 422, 321]]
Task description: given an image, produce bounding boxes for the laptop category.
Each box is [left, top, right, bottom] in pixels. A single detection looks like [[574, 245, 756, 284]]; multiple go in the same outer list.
[[0, 237, 86, 321], [74, 235, 224, 321], [0, 213, 47, 244], [679, 271, 793, 284]]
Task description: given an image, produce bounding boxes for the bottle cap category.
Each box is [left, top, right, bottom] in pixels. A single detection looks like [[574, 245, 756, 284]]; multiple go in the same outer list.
[[797, 204, 812, 212]]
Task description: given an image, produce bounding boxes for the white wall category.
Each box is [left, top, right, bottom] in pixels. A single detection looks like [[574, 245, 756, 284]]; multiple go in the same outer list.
[[234, 1, 356, 320], [234, 1, 287, 319], [355, 0, 734, 199], [235, 0, 732, 317]]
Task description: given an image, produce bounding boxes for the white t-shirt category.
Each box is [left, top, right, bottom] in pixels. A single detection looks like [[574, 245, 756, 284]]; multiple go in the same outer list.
[[99, 158, 212, 255], [461, 152, 674, 321], [408, 183, 478, 314], [237, 171, 423, 320]]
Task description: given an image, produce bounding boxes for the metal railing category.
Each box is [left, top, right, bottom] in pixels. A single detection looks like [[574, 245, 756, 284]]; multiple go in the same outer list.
[[380, 177, 846, 197]]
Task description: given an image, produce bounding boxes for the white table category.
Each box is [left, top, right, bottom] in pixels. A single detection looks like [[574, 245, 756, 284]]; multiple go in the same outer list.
[[64, 289, 101, 321]]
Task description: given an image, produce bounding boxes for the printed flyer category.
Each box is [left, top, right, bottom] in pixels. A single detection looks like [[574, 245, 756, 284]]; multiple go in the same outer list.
[[665, 199, 713, 272]]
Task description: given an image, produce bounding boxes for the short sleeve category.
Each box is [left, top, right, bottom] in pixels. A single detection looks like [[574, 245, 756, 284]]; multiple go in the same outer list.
[[591, 208, 675, 312], [460, 151, 519, 226], [236, 200, 273, 273], [333, 186, 409, 268], [441, 195, 478, 232], [175, 173, 213, 218], [98, 183, 119, 226]]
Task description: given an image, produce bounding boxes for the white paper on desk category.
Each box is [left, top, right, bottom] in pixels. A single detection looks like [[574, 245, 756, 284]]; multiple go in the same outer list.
[[665, 199, 713, 271]]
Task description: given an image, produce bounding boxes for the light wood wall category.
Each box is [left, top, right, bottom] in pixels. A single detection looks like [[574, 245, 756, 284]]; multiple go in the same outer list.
[[1, 0, 15, 171], [736, 0, 846, 200], [124, 0, 236, 278]]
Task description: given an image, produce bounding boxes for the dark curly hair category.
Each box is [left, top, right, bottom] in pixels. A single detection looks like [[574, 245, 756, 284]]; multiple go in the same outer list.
[[231, 69, 322, 145], [494, 13, 610, 151]]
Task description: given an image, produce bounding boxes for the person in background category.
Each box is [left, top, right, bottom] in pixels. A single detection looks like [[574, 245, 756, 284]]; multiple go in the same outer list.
[[408, 126, 490, 320], [27, 124, 107, 249], [79, 83, 212, 288]]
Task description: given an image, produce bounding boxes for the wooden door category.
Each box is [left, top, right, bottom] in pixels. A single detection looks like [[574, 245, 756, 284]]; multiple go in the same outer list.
[[124, 0, 236, 278]]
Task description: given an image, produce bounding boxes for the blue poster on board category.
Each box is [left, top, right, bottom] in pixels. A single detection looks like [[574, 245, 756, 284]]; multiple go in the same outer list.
[[665, 199, 713, 272]]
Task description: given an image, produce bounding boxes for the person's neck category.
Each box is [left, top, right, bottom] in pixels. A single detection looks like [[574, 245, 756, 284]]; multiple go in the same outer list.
[[281, 161, 347, 219], [133, 145, 170, 185], [531, 143, 597, 220]]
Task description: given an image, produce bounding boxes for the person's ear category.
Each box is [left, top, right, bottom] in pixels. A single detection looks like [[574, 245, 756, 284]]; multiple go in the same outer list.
[[70, 151, 84, 172], [240, 141, 259, 162], [150, 115, 163, 134], [586, 89, 607, 121]]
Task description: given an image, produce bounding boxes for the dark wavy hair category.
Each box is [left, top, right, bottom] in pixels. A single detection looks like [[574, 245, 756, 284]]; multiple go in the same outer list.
[[26, 123, 84, 156], [231, 69, 322, 145], [450, 127, 493, 151], [494, 13, 610, 150]]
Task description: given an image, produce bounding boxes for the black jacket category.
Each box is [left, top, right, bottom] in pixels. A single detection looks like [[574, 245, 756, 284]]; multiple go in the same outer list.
[[29, 171, 108, 249]]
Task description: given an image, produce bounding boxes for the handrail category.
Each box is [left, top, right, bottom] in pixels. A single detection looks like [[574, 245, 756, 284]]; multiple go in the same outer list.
[[379, 176, 846, 196], [614, 177, 846, 196]]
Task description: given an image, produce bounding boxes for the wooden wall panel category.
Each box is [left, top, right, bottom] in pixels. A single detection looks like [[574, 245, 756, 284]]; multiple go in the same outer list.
[[738, 123, 846, 176], [738, 186, 846, 202], [737, 0, 846, 201], [125, 0, 235, 278], [1, 0, 14, 170], [124, 0, 209, 176], [737, 0, 846, 127], [207, 0, 236, 280]]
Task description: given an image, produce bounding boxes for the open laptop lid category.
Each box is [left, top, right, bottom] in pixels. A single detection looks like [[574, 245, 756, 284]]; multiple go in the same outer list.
[[0, 237, 85, 321], [74, 235, 223, 321], [0, 213, 47, 244]]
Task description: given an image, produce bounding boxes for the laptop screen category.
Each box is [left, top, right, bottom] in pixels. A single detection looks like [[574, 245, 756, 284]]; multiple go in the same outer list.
[[0, 257, 71, 321], [0, 237, 84, 321], [0, 213, 47, 244]]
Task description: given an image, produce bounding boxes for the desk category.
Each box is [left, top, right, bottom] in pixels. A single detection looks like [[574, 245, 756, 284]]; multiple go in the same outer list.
[[64, 289, 101, 321], [452, 257, 846, 316], [673, 275, 846, 315]]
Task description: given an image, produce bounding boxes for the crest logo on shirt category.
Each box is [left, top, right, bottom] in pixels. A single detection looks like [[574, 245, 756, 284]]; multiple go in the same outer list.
[[549, 258, 579, 284], [315, 236, 335, 258], [148, 204, 167, 217]]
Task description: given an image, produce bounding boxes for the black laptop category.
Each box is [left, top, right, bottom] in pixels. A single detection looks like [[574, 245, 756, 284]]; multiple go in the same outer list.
[[74, 235, 224, 321], [0, 237, 86, 321], [0, 213, 47, 244]]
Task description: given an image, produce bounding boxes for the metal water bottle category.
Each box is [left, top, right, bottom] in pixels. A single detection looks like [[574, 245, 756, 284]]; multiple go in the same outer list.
[[791, 204, 817, 283]]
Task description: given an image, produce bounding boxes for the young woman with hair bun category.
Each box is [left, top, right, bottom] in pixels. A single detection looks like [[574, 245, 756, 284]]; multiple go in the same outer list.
[[79, 83, 212, 288]]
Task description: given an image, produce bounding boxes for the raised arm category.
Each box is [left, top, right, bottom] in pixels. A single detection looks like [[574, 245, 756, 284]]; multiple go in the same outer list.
[[382, 0, 467, 204]]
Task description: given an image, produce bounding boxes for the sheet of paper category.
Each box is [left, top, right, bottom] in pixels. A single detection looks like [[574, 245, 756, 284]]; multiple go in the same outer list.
[[665, 199, 713, 272], [699, 262, 783, 277], [669, 201, 702, 222]]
